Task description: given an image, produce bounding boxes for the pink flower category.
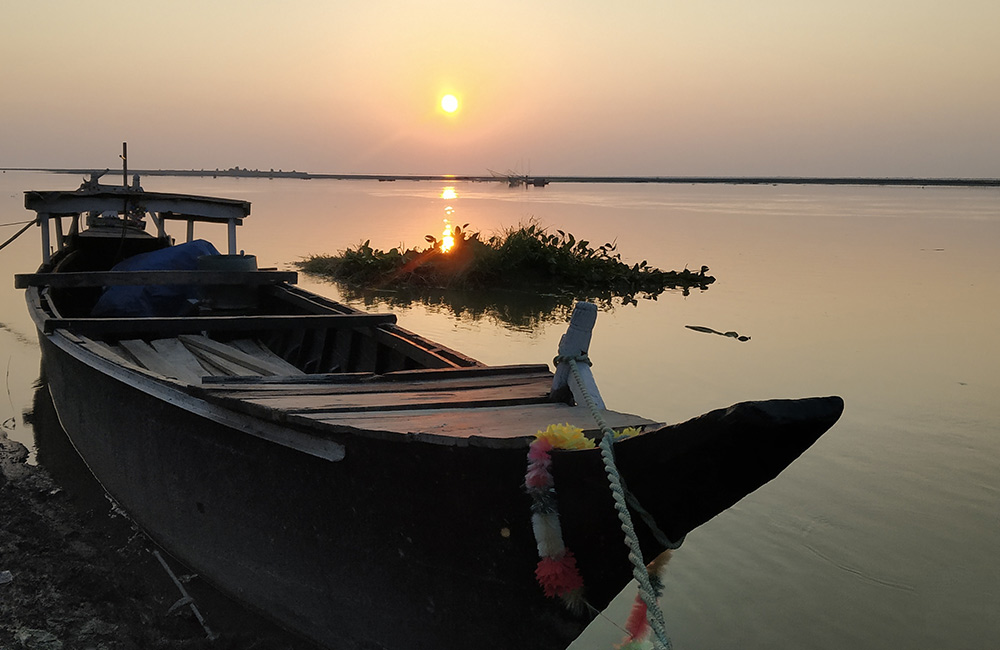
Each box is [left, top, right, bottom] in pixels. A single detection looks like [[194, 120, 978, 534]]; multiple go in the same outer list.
[[622, 593, 651, 642], [525, 438, 554, 488], [525, 465, 553, 488], [535, 551, 585, 598], [527, 437, 554, 459]]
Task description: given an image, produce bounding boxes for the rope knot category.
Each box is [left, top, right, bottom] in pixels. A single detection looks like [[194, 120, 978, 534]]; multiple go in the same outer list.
[[553, 353, 592, 367]]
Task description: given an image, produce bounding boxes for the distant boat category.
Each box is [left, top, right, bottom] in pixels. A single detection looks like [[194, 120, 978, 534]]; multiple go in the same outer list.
[[16, 175, 843, 649]]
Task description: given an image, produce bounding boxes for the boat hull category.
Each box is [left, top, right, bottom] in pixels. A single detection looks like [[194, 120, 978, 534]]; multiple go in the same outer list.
[[39, 333, 595, 649], [38, 328, 843, 649]]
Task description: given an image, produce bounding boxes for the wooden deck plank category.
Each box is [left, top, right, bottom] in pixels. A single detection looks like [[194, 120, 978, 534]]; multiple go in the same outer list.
[[179, 339, 261, 377], [120, 339, 204, 383], [306, 404, 659, 440], [149, 339, 213, 382], [378, 363, 550, 381], [229, 339, 305, 376], [178, 334, 297, 376], [201, 372, 376, 387], [77, 336, 139, 368], [240, 381, 552, 413]]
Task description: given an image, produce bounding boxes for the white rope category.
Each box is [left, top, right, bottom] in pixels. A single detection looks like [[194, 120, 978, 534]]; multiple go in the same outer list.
[[562, 355, 672, 650]]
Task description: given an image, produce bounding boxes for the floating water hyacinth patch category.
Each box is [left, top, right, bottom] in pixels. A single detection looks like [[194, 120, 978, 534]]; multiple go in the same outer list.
[[297, 221, 715, 306]]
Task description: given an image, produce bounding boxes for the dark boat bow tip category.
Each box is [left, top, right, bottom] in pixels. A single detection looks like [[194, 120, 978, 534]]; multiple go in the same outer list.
[[742, 395, 845, 428], [567, 394, 846, 580]]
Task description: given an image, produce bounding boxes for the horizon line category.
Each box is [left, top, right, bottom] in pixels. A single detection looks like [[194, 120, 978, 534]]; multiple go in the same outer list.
[[2, 167, 998, 187]]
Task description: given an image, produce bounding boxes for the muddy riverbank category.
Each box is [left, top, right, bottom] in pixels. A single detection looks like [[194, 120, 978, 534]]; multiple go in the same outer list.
[[0, 425, 316, 650]]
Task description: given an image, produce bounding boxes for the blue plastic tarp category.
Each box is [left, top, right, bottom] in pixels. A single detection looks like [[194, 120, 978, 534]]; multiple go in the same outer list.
[[90, 240, 220, 317]]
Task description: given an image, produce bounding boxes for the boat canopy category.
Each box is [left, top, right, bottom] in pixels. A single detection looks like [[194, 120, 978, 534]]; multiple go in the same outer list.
[[24, 177, 252, 263]]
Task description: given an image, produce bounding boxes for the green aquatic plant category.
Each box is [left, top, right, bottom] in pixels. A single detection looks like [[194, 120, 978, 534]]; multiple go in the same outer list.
[[297, 222, 714, 306]]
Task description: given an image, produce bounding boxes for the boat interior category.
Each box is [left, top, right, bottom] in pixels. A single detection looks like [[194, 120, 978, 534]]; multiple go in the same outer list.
[[18, 184, 660, 444]]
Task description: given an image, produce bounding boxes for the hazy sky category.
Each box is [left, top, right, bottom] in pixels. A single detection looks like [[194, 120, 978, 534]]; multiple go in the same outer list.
[[2, 0, 998, 176]]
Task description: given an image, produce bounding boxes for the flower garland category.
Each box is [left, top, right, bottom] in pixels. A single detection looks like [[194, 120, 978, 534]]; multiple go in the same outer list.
[[524, 423, 643, 613], [525, 423, 592, 612], [617, 550, 673, 649]]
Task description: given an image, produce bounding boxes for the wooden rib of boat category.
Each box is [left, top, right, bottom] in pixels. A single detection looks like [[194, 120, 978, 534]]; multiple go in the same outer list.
[[16, 175, 844, 650]]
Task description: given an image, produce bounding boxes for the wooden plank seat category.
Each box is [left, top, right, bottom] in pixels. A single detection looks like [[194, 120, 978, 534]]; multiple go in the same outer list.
[[199, 364, 553, 404], [44, 312, 397, 335], [14, 269, 298, 289]]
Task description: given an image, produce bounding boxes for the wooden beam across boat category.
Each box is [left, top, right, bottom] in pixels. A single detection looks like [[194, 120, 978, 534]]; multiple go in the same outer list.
[[44, 313, 397, 335], [199, 364, 552, 388], [202, 369, 554, 401], [14, 269, 298, 289], [241, 382, 554, 414]]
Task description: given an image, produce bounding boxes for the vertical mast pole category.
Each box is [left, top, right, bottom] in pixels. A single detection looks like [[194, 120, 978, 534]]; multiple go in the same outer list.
[[121, 142, 128, 187]]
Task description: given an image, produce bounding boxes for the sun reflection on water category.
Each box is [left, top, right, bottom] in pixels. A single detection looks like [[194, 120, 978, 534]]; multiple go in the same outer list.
[[440, 187, 457, 252]]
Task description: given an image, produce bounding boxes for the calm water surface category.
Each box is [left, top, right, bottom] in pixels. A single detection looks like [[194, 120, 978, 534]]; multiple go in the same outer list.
[[1, 172, 998, 649]]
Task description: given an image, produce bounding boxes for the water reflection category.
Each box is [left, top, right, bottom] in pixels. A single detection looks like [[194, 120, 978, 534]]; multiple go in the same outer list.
[[332, 282, 702, 331], [25, 376, 109, 513], [440, 186, 457, 252], [335, 284, 574, 330]]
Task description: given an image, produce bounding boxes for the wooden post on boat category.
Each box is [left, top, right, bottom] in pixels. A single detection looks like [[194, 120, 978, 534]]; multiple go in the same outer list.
[[53, 216, 64, 252], [227, 219, 238, 254], [551, 302, 606, 409], [121, 142, 128, 187], [38, 212, 51, 264]]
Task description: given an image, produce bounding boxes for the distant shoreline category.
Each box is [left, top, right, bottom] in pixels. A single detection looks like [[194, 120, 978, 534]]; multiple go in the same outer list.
[[2, 167, 999, 187]]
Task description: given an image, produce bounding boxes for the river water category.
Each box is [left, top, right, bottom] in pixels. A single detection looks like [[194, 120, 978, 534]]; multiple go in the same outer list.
[[1, 171, 997, 649]]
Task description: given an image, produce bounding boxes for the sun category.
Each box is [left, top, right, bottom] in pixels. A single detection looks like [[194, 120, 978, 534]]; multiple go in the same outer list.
[[440, 94, 459, 113]]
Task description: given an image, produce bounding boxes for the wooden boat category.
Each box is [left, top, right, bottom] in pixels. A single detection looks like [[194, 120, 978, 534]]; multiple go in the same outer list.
[[16, 175, 843, 650]]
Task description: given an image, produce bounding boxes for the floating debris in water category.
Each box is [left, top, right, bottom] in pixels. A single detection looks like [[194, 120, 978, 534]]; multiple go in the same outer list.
[[686, 325, 750, 341]]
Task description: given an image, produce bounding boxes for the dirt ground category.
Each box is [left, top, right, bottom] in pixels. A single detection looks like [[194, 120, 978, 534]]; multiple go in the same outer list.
[[0, 429, 316, 650]]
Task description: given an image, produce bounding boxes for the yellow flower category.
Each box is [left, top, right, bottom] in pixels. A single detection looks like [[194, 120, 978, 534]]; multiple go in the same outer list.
[[537, 423, 595, 450], [613, 427, 643, 441]]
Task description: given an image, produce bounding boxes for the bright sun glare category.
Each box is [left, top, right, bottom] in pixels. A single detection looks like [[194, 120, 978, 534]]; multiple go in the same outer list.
[[440, 94, 459, 113], [442, 219, 454, 252]]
